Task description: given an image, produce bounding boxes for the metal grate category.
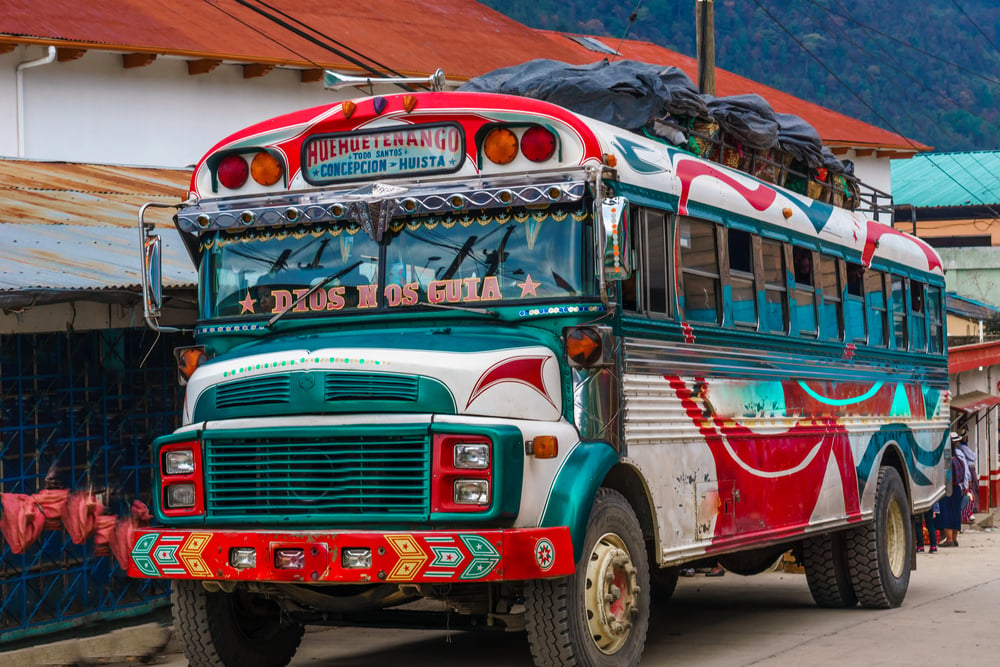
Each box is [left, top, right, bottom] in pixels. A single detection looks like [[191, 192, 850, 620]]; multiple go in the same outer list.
[[216, 374, 291, 409], [0, 329, 181, 642], [204, 433, 430, 519], [324, 372, 418, 402]]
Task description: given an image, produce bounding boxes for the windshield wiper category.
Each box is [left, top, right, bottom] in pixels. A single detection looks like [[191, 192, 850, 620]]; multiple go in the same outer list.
[[265, 261, 362, 328], [422, 302, 498, 317]]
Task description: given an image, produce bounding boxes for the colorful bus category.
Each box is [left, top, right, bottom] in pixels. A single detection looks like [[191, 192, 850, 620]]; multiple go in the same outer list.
[[133, 76, 948, 667]]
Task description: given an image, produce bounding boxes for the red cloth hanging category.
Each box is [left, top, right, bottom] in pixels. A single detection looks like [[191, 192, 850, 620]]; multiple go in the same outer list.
[[93, 514, 117, 556], [0, 493, 46, 554], [61, 490, 104, 545], [109, 501, 153, 569], [32, 489, 70, 530]]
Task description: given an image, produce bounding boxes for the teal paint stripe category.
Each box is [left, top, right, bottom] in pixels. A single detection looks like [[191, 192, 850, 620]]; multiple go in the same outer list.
[[797, 380, 884, 406], [855, 424, 945, 490]]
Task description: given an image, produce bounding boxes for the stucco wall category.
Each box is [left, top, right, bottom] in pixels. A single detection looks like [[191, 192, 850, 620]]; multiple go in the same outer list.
[[939, 246, 1000, 305]]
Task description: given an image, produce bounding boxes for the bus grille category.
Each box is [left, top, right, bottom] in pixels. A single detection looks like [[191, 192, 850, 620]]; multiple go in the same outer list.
[[324, 372, 419, 401], [204, 433, 430, 520], [215, 374, 291, 408]]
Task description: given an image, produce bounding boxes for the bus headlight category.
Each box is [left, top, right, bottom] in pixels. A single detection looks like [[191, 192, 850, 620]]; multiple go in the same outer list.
[[164, 483, 196, 509], [454, 443, 490, 469], [454, 479, 490, 505]]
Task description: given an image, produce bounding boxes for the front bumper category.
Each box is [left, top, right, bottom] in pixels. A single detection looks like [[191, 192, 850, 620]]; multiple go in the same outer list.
[[128, 527, 574, 583]]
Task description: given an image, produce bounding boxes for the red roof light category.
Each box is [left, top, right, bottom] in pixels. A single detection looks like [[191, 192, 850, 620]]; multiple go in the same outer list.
[[218, 154, 249, 190], [521, 126, 556, 162]]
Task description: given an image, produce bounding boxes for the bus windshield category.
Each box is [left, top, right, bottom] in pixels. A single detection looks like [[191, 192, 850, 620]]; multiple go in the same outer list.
[[203, 205, 593, 320]]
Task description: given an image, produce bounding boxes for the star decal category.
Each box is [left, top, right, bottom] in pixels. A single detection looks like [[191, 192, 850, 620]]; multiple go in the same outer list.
[[238, 292, 256, 314], [516, 274, 541, 297]]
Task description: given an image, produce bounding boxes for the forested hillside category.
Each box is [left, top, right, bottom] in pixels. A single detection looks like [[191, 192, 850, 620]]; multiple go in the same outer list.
[[479, 0, 1000, 151]]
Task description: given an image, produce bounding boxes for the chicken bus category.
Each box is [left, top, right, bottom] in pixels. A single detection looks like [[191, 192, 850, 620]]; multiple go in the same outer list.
[[131, 71, 948, 667]]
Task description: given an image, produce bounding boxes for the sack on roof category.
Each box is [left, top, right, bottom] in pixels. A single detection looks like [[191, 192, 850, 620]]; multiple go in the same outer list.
[[703, 94, 779, 150], [775, 112, 825, 168], [459, 59, 708, 131]]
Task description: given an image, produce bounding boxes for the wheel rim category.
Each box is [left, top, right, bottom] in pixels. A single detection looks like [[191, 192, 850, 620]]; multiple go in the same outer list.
[[584, 531, 640, 655], [885, 497, 906, 578]]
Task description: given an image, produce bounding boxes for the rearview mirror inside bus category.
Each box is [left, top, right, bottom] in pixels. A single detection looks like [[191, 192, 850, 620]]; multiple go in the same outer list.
[[601, 196, 633, 281]]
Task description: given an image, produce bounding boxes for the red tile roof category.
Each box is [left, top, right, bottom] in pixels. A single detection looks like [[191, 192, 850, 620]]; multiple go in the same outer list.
[[1, 0, 925, 151]]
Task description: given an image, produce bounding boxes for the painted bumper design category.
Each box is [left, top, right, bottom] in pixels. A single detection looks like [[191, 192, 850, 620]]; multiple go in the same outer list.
[[128, 527, 574, 583]]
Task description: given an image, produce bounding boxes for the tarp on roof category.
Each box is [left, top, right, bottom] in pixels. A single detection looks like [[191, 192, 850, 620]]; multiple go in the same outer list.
[[459, 59, 707, 130], [950, 390, 1000, 414]]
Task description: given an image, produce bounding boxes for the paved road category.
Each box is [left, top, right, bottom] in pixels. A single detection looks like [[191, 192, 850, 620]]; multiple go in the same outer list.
[[146, 524, 1000, 666]]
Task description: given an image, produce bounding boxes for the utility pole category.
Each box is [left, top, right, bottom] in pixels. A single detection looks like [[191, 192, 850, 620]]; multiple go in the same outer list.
[[696, 0, 716, 95]]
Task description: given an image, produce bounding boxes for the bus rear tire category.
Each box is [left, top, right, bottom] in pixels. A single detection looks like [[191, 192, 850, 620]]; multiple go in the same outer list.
[[171, 580, 304, 667], [524, 488, 650, 667], [802, 531, 857, 608], [846, 466, 912, 608]]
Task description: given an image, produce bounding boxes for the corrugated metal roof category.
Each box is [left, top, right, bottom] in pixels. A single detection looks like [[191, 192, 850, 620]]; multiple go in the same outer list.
[[0, 159, 190, 228], [0, 222, 195, 293], [0, 158, 196, 303], [892, 151, 1000, 208], [543, 31, 931, 153]]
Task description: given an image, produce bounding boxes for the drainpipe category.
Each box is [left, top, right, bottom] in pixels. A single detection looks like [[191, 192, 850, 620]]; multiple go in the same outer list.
[[16, 46, 57, 158]]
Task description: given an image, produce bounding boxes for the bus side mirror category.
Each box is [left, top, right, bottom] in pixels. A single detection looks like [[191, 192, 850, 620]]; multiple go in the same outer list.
[[601, 197, 633, 280], [143, 233, 164, 318]]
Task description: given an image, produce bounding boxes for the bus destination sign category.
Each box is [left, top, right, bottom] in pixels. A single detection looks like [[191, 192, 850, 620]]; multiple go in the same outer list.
[[303, 123, 465, 184]]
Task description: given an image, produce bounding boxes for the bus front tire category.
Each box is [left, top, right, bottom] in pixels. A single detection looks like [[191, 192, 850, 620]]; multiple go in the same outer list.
[[802, 531, 857, 608], [846, 466, 912, 608], [171, 579, 304, 667], [524, 488, 650, 667]]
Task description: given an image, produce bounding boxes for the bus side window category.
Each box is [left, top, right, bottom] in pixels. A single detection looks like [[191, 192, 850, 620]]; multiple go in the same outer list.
[[644, 210, 670, 316], [845, 262, 866, 343], [819, 255, 842, 341], [890, 275, 908, 350], [866, 269, 888, 347], [927, 285, 944, 353], [909, 280, 927, 351], [679, 217, 721, 324], [761, 239, 787, 333], [792, 246, 817, 337], [619, 206, 642, 312], [727, 228, 756, 328]]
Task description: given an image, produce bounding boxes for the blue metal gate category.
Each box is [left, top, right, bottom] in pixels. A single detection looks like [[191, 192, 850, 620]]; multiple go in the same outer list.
[[0, 328, 184, 642]]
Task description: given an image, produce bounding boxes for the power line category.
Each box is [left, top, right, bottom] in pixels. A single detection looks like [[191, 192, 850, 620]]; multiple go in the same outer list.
[[801, 0, 1000, 209], [951, 0, 1000, 55], [750, 0, 1000, 218], [794, 0, 1000, 88]]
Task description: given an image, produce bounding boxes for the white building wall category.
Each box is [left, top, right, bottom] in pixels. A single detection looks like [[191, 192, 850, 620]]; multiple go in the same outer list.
[[2, 46, 348, 168]]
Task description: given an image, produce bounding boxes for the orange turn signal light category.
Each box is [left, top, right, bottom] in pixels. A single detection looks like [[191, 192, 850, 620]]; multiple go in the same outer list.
[[175, 346, 208, 385], [530, 436, 558, 459], [251, 151, 283, 186], [565, 327, 603, 367], [483, 127, 518, 165]]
